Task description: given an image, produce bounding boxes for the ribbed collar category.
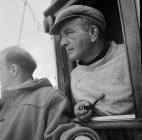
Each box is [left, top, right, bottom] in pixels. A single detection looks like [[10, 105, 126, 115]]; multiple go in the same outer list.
[[77, 41, 118, 70]]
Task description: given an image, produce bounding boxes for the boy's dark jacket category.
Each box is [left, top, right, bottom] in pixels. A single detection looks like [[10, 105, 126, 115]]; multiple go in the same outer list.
[[0, 78, 71, 140]]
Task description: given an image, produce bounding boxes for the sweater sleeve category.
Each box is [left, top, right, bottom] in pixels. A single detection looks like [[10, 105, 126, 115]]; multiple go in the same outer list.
[[44, 90, 72, 140]]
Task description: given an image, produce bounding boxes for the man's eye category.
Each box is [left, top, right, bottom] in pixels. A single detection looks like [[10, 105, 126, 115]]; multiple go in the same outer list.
[[65, 31, 73, 35], [61, 30, 74, 38]]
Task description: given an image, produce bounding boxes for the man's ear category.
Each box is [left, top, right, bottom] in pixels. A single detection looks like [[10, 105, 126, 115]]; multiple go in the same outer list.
[[10, 64, 20, 77], [88, 25, 98, 42]]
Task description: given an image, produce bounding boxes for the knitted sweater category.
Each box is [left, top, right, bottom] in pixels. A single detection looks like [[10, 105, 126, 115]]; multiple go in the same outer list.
[[71, 41, 134, 116]]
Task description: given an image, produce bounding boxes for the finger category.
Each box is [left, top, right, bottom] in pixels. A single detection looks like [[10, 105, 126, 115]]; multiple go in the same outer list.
[[79, 110, 92, 121], [75, 101, 91, 109], [76, 109, 88, 116]]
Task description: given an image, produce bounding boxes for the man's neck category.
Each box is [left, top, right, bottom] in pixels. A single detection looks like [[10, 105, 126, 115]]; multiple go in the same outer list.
[[7, 77, 32, 90], [79, 40, 108, 65]]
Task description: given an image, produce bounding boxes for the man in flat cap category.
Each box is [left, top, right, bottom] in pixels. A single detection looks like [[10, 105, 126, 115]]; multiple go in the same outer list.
[[50, 4, 134, 121], [49, 6, 136, 140]]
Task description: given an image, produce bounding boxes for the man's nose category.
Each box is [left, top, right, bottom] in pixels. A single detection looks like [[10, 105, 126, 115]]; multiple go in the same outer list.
[[60, 38, 69, 48]]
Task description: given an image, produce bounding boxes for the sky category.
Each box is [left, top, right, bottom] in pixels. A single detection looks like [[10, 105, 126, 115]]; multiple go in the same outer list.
[[0, 0, 57, 86]]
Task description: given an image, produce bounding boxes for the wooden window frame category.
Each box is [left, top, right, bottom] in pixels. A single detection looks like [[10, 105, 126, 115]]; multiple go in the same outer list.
[[118, 0, 142, 117]]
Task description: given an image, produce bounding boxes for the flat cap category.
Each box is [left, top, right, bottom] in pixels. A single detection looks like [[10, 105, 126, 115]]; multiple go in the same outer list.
[[50, 5, 106, 34]]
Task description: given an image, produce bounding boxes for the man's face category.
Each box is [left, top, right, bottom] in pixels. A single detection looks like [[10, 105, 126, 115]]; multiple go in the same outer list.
[[0, 54, 12, 90], [60, 18, 92, 62]]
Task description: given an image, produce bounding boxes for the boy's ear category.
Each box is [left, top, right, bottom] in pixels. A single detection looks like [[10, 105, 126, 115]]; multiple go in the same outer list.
[[10, 64, 20, 77], [88, 25, 98, 42]]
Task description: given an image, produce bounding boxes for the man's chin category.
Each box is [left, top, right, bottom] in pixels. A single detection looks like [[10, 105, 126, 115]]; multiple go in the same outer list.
[[68, 53, 79, 62]]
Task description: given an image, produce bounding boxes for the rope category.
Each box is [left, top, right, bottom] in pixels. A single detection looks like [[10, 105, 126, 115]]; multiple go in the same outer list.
[[17, 0, 27, 45]]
